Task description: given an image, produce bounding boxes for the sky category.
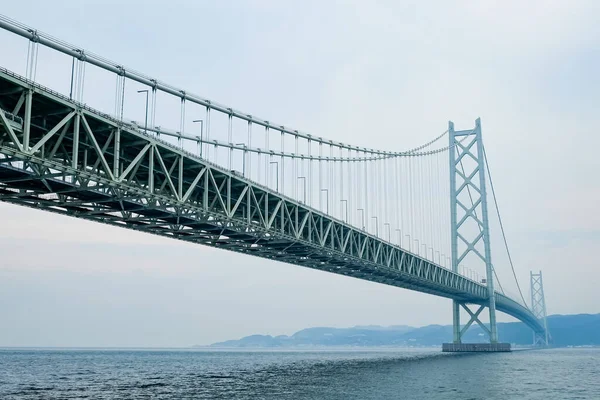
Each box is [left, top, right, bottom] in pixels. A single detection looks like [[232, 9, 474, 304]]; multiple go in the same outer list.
[[0, 0, 599, 347]]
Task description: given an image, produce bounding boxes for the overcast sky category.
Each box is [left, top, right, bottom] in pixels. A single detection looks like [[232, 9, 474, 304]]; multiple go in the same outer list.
[[0, 1, 598, 347]]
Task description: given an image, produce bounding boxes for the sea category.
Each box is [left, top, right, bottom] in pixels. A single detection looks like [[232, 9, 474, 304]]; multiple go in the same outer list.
[[0, 347, 598, 399]]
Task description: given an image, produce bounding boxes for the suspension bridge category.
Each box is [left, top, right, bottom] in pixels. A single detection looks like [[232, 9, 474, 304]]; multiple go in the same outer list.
[[0, 15, 549, 350]]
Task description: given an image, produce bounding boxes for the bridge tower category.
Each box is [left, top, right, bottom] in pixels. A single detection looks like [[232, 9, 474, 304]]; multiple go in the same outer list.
[[448, 118, 498, 345], [530, 271, 549, 346]]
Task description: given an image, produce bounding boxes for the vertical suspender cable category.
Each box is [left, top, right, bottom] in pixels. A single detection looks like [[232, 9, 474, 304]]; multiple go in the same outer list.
[[365, 152, 369, 232], [319, 142, 323, 211]]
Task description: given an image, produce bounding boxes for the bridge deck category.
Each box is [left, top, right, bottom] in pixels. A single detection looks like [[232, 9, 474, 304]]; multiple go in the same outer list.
[[0, 68, 544, 335]]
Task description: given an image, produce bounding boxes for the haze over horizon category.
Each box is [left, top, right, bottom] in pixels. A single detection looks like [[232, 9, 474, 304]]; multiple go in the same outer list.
[[0, 1, 598, 348]]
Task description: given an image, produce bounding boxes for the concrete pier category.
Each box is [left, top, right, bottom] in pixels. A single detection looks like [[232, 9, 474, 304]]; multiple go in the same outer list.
[[442, 343, 511, 352]]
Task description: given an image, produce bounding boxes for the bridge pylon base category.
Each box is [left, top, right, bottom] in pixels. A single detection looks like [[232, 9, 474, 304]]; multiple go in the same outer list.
[[442, 343, 511, 352]]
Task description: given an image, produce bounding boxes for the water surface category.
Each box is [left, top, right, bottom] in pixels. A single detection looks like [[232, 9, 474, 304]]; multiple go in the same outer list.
[[0, 348, 597, 399]]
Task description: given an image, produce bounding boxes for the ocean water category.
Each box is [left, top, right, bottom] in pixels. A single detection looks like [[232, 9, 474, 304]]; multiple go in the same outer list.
[[0, 348, 598, 399]]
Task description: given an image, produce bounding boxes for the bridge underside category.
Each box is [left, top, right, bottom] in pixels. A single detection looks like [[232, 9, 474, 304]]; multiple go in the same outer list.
[[0, 68, 545, 337]]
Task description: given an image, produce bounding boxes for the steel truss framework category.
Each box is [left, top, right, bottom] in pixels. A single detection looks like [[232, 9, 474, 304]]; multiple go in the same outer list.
[[0, 69, 545, 336], [530, 271, 549, 346]]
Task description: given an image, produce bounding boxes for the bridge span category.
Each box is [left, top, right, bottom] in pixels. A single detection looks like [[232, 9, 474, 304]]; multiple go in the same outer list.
[[0, 15, 548, 346]]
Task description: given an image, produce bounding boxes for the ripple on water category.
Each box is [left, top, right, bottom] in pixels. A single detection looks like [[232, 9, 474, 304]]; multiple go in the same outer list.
[[0, 348, 598, 399]]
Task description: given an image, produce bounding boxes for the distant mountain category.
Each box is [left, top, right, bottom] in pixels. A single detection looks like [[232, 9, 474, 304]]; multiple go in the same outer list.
[[208, 313, 600, 348]]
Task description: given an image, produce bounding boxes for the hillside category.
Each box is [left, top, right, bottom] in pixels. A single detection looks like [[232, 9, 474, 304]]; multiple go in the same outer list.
[[208, 313, 600, 348]]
